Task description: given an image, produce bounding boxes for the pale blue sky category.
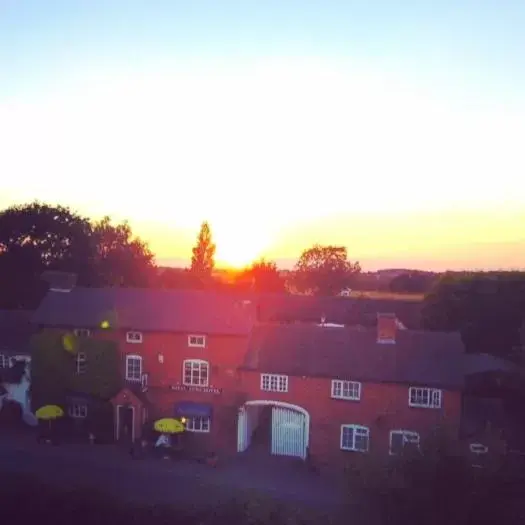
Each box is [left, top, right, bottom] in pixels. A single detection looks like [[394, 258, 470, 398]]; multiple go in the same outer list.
[[2, 1, 524, 99], [1, 1, 524, 269]]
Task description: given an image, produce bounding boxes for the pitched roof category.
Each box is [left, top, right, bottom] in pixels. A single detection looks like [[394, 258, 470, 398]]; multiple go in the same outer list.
[[255, 293, 423, 328], [243, 323, 465, 389], [31, 287, 255, 336]]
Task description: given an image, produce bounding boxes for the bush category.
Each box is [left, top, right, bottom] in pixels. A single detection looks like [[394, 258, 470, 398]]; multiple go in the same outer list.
[[343, 444, 525, 525]]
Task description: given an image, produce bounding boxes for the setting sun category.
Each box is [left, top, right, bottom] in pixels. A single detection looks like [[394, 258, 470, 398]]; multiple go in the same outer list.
[[213, 219, 271, 269]]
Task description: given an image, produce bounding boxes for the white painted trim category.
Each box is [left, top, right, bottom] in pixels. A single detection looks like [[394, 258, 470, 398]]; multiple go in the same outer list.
[[116, 404, 135, 443], [126, 331, 143, 344], [389, 429, 420, 455], [408, 386, 442, 409], [182, 359, 210, 387], [331, 379, 362, 401], [125, 354, 143, 382], [340, 424, 369, 452], [188, 334, 206, 348], [73, 328, 91, 337], [243, 399, 310, 449], [260, 373, 289, 392]]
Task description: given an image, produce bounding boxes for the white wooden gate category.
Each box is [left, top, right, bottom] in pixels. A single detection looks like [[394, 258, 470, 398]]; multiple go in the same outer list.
[[237, 407, 249, 452], [271, 406, 306, 459]]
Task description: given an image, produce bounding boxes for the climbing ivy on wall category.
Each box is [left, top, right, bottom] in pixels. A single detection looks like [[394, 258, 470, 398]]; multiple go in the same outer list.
[[31, 331, 121, 406]]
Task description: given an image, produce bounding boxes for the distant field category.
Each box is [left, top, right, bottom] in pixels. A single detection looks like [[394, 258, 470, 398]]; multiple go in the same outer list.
[[350, 290, 425, 301]]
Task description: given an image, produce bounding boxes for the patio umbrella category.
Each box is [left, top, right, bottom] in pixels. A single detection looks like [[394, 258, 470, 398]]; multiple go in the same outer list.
[[62, 332, 78, 353], [153, 417, 185, 434], [35, 405, 64, 420]]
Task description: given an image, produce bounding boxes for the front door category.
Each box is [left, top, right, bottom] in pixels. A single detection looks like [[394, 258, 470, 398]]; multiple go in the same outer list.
[[117, 405, 134, 443]]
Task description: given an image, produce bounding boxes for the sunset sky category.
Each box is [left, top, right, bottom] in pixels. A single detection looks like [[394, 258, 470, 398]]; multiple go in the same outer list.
[[1, 1, 524, 271]]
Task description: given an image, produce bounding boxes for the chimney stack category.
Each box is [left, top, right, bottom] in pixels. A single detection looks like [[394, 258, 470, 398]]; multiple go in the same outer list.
[[377, 313, 397, 344]]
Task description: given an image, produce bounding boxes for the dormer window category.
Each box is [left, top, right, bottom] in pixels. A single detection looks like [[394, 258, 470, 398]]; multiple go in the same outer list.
[[188, 335, 206, 348], [126, 331, 143, 344]]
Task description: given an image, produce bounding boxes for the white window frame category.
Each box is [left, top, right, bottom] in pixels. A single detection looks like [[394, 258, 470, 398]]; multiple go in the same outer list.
[[125, 354, 143, 382], [188, 334, 206, 348], [183, 359, 210, 387], [0, 354, 12, 369], [340, 424, 370, 452], [470, 443, 489, 455], [68, 403, 88, 419], [408, 386, 442, 409], [75, 352, 87, 375], [331, 380, 361, 401], [73, 328, 91, 337], [185, 415, 211, 433], [389, 430, 421, 455], [126, 331, 143, 344], [260, 373, 289, 393]]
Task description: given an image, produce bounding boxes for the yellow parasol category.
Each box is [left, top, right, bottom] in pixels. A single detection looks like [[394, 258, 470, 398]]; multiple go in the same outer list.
[[62, 332, 78, 354], [35, 405, 64, 420], [154, 417, 185, 434]]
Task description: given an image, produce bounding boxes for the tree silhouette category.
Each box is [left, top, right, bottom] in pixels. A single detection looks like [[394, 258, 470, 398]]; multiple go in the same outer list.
[[237, 258, 285, 293], [190, 221, 216, 280], [0, 202, 156, 307], [92, 216, 156, 287], [292, 244, 361, 296]]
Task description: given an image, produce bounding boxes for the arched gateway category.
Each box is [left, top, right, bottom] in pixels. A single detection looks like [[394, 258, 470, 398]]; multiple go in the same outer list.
[[237, 400, 310, 460]]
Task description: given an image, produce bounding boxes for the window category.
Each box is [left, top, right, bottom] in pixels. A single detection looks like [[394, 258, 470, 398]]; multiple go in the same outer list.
[[389, 430, 420, 455], [73, 328, 91, 337], [408, 387, 442, 409], [185, 416, 211, 433], [68, 403, 87, 419], [188, 335, 206, 348], [260, 373, 288, 392], [183, 359, 209, 386], [470, 443, 489, 455], [0, 355, 11, 369], [340, 425, 370, 452], [331, 380, 361, 401], [126, 331, 143, 344], [125, 354, 143, 381], [76, 352, 87, 375]]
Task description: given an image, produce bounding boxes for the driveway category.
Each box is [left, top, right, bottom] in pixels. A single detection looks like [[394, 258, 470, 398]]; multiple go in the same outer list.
[[0, 435, 346, 513]]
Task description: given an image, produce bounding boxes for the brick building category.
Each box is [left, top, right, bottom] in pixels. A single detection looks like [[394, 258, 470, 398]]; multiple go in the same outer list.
[[237, 314, 464, 465], [31, 285, 482, 467]]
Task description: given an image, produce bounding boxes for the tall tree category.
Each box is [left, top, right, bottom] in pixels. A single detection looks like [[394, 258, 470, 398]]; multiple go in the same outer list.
[[0, 202, 94, 308], [292, 244, 361, 296], [190, 221, 216, 279], [0, 202, 157, 308], [422, 271, 525, 362], [92, 216, 156, 287]]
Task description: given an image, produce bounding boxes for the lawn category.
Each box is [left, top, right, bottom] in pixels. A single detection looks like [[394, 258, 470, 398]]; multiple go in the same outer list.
[[349, 290, 425, 301]]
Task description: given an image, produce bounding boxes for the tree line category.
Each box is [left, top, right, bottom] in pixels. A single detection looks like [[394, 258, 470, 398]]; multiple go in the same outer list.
[[1, 201, 524, 365], [0, 202, 361, 308]]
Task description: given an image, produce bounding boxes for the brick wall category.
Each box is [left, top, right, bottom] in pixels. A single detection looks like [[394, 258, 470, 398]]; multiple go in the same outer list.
[[239, 370, 462, 467]]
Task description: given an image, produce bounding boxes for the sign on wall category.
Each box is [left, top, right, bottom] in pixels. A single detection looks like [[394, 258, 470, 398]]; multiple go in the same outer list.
[[170, 384, 222, 395]]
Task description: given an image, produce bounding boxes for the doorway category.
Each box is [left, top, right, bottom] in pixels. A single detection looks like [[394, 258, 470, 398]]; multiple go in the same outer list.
[[116, 405, 135, 443]]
